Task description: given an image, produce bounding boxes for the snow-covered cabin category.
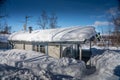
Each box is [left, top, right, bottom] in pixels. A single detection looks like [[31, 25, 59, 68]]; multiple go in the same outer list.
[[8, 26, 96, 60]]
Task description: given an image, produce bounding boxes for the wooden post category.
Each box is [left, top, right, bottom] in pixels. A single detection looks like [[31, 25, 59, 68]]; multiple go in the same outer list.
[[75, 44, 78, 59], [45, 44, 48, 56], [90, 40, 91, 53], [36, 45, 38, 52], [76, 44, 79, 59], [39, 45, 40, 52], [89, 40, 92, 66], [60, 44, 63, 58], [70, 45, 72, 58], [73, 44, 77, 58], [79, 45, 82, 60], [23, 43, 25, 50], [12, 42, 14, 49]]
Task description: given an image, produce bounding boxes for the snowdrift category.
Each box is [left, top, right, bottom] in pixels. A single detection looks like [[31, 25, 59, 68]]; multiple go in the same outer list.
[[84, 50, 120, 80], [0, 49, 120, 80], [0, 49, 86, 80]]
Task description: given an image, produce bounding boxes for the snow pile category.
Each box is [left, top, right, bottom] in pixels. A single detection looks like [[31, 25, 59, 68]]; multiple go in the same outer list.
[[91, 51, 120, 70], [0, 49, 120, 80], [92, 45, 120, 50], [0, 49, 86, 80], [8, 26, 96, 42], [0, 34, 9, 43], [84, 50, 120, 80], [0, 49, 43, 66]]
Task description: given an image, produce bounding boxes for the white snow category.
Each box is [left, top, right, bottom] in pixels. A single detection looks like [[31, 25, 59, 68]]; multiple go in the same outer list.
[[83, 50, 120, 80], [0, 47, 120, 80], [8, 26, 96, 42], [0, 49, 86, 80], [91, 50, 120, 73], [92, 45, 120, 50], [0, 34, 9, 43]]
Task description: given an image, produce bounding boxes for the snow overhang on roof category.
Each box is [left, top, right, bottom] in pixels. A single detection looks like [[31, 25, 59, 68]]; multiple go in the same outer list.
[[8, 26, 96, 42]]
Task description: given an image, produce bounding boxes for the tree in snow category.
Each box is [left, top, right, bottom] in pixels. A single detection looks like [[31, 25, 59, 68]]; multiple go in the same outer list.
[[112, 0, 120, 46], [49, 13, 58, 29], [37, 10, 48, 29], [37, 10, 59, 29], [3, 22, 11, 33], [108, 0, 120, 47], [0, 20, 12, 34], [112, 0, 120, 33], [0, 0, 9, 34], [23, 16, 32, 31]]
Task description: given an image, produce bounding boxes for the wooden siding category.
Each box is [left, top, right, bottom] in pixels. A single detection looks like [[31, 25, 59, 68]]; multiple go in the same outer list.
[[48, 46, 60, 58], [14, 43, 24, 49], [10, 40, 92, 61]]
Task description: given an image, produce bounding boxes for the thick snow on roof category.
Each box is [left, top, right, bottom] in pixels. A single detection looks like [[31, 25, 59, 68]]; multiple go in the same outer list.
[[8, 26, 96, 42], [0, 34, 9, 43]]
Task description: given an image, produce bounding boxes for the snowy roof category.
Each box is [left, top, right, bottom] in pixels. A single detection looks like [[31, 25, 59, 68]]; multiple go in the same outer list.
[[0, 34, 9, 43], [8, 26, 96, 42]]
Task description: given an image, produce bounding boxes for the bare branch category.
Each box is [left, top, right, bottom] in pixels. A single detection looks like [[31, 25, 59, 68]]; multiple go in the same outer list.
[[37, 10, 48, 29], [49, 13, 58, 29]]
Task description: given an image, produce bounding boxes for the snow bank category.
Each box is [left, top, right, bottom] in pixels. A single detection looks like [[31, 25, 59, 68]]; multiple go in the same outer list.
[[8, 26, 96, 42], [91, 51, 120, 70], [84, 50, 120, 80], [92, 45, 120, 50], [0, 49, 86, 80], [0, 49, 120, 80], [0, 49, 43, 66]]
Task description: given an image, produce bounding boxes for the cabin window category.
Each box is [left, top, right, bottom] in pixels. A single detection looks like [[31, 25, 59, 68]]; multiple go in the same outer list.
[[33, 44, 39, 52], [40, 45, 45, 53], [33, 44, 45, 53], [62, 46, 74, 58]]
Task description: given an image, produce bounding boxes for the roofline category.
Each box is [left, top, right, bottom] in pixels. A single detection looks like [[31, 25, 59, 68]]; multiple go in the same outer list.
[[8, 40, 86, 45]]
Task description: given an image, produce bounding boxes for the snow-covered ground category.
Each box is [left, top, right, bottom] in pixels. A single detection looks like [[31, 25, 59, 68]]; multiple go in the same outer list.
[[0, 47, 120, 80], [0, 49, 85, 80], [83, 50, 120, 80]]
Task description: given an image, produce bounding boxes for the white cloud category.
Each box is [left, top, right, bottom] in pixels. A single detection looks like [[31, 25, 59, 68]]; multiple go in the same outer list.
[[93, 21, 113, 27]]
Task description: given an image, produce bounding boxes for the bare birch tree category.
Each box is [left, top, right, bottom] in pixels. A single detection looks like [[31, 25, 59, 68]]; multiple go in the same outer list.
[[0, 0, 7, 33], [49, 13, 58, 29], [112, 0, 120, 46], [37, 10, 48, 29]]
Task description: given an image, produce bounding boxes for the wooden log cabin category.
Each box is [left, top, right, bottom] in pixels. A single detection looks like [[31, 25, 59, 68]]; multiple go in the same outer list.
[[8, 26, 97, 61]]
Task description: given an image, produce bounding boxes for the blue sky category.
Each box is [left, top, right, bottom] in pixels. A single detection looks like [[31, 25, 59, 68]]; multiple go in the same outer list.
[[1, 0, 119, 33]]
